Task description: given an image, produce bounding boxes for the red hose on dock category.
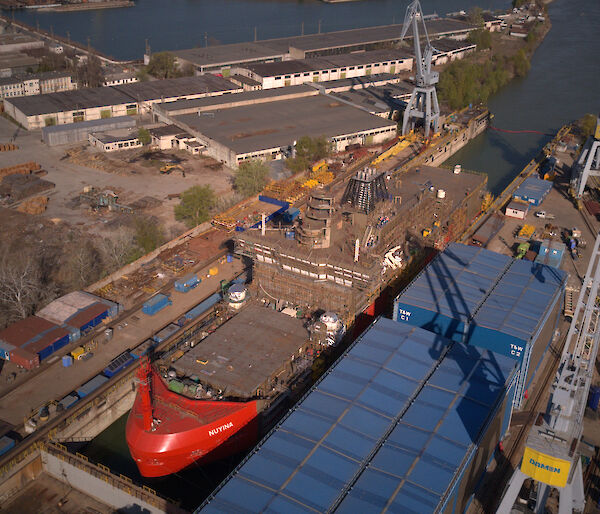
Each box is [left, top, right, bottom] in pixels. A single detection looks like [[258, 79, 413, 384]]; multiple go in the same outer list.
[[489, 125, 554, 136]]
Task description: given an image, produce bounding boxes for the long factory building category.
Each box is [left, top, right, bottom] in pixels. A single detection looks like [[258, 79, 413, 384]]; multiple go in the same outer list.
[[172, 18, 476, 75], [199, 243, 566, 513], [3, 75, 242, 130]]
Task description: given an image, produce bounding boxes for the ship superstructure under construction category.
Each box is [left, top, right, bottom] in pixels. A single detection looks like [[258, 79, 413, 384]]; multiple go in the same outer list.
[[236, 164, 487, 321]]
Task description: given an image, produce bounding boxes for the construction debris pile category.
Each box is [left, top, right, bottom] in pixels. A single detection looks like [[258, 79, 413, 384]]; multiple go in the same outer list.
[[0, 174, 54, 204], [94, 229, 227, 307]]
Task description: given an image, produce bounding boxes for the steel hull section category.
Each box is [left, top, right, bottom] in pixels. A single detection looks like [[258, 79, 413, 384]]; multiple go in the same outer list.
[[126, 371, 259, 477]]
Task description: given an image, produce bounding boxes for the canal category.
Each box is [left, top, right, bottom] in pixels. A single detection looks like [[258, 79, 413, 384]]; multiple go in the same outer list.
[[30, 0, 598, 508]]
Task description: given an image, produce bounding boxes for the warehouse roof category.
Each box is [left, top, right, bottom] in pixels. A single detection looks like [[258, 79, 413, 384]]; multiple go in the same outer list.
[[114, 75, 240, 101], [432, 37, 477, 53], [157, 84, 317, 114], [6, 86, 133, 116], [396, 243, 512, 324], [315, 73, 402, 92], [200, 318, 516, 513], [0, 316, 57, 347], [174, 19, 474, 68], [41, 115, 135, 136], [174, 94, 397, 155], [6, 76, 240, 117], [512, 177, 553, 204], [243, 49, 412, 77]]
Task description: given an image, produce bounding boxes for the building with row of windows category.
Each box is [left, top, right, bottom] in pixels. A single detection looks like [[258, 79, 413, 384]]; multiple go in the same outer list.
[[0, 71, 76, 100]]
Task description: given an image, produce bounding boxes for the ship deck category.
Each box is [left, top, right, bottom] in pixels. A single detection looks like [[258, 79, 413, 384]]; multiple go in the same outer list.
[[172, 305, 310, 399], [237, 165, 487, 270]]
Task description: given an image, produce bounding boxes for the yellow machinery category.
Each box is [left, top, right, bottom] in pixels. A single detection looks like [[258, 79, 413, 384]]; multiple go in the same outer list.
[[371, 132, 417, 167], [311, 159, 328, 173], [160, 164, 184, 174]]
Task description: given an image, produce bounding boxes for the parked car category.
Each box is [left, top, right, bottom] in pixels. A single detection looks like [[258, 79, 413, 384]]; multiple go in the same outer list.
[[535, 211, 556, 220]]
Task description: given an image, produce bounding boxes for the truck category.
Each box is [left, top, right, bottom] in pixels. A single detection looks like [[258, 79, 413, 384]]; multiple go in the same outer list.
[[534, 211, 556, 220]]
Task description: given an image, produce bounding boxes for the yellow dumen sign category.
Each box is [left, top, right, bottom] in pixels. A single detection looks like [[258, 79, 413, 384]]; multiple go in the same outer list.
[[521, 447, 571, 488]]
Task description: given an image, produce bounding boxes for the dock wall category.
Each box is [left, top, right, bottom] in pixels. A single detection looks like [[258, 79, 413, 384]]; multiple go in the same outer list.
[[42, 446, 174, 514]]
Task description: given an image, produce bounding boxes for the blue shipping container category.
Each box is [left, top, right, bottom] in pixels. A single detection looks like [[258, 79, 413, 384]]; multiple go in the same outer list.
[[185, 292, 222, 321], [174, 273, 200, 293], [58, 393, 79, 410], [0, 436, 15, 457], [142, 294, 172, 316], [152, 323, 180, 344], [103, 352, 135, 378], [76, 374, 109, 398], [131, 340, 157, 358]]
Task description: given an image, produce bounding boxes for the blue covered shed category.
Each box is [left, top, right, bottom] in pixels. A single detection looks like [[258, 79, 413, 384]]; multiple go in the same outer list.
[[199, 318, 517, 514], [534, 239, 565, 268], [394, 245, 566, 409], [512, 177, 553, 206], [393, 243, 512, 342]]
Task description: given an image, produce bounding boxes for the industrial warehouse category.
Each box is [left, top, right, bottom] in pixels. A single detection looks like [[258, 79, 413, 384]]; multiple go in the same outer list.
[[171, 94, 399, 166], [172, 18, 476, 74], [3, 75, 241, 130]]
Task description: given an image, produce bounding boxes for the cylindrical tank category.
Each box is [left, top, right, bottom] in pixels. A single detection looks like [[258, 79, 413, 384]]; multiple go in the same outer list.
[[228, 284, 247, 309], [320, 312, 340, 332], [437, 189, 446, 199], [104, 328, 113, 341], [62, 355, 73, 367], [226, 254, 233, 263], [454, 164, 462, 174]]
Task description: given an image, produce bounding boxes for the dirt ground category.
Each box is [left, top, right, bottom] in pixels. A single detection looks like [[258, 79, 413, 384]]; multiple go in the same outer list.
[[0, 115, 235, 237]]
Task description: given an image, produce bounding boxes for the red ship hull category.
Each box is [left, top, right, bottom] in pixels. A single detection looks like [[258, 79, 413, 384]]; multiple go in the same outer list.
[[126, 368, 259, 477]]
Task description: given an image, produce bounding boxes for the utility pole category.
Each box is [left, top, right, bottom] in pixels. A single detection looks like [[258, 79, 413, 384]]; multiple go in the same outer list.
[[301, 22, 304, 36], [254, 26, 257, 42], [205, 32, 208, 48], [318, 19, 321, 34]]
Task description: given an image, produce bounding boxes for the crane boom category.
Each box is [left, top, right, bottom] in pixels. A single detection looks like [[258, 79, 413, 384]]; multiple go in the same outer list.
[[497, 232, 600, 514]]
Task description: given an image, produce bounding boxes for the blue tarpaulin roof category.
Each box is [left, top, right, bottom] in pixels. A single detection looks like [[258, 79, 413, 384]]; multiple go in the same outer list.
[[512, 177, 553, 206], [396, 243, 512, 322], [472, 259, 566, 344], [199, 318, 516, 513]]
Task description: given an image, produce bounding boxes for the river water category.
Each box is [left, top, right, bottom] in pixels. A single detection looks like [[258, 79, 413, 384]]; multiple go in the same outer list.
[[19, 0, 598, 507]]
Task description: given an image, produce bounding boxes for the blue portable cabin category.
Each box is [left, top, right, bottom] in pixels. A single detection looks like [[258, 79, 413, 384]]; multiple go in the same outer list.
[[512, 177, 553, 206], [103, 351, 135, 378], [152, 323, 180, 344], [185, 292, 222, 321], [142, 294, 172, 316], [393, 243, 512, 342], [174, 273, 200, 293], [199, 318, 517, 514], [76, 374, 109, 398], [534, 239, 565, 268]]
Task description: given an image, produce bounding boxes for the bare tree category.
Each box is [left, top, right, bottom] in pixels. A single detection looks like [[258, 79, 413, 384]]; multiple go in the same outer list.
[[0, 251, 42, 321], [67, 241, 103, 289], [100, 227, 136, 269]]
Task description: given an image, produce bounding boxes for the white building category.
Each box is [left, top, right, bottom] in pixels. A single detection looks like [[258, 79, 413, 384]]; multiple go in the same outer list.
[[235, 50, 413, 90], [89, 129, 143, 152], [0, 72, 75, 100], [148, 124, 204, 154], [102, 71, 139, 87]]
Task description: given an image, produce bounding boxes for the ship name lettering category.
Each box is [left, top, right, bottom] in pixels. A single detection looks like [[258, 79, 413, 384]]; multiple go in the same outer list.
[[208, 422, 234, 437]]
